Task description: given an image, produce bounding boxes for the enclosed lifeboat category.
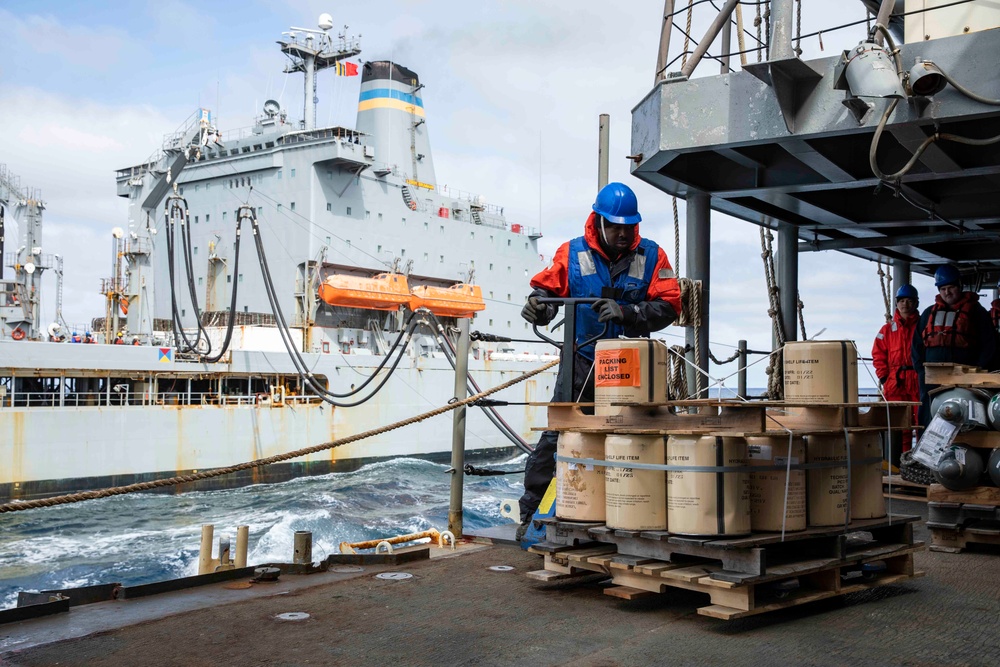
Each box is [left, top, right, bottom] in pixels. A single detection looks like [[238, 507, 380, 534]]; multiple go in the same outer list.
[[409, 284, 485, 318], [317, 273, 411, 311]]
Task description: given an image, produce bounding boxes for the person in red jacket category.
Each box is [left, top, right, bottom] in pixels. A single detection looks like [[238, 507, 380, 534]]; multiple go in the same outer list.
[[872, 284, 920, 453], [516, 182, 680, 541]]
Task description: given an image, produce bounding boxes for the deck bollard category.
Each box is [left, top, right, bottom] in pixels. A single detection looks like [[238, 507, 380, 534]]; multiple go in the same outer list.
[[293, 530, 313, 564], [235, 525, 249, 568], [198, 524, 250, 574], [198, 525, 215, 575]]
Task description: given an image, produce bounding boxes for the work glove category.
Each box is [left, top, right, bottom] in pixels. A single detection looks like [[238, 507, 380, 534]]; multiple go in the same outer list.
[[592, 299, 632, 324], [521, 296, 552, 325]]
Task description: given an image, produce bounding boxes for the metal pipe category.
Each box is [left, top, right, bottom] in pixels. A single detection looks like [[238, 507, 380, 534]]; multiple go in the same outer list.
[[293, 530, 312, 564], [892, 260, 911, 292], [769, 0, 796, 61], [655, 0, 676, 83], [738, 340, 748, 399], [777, 221, 799, 343], [235, 525, 249, 568], [339, 529, 443, 554], [873, 0, 897, 45], [680, 0, 740, 79], [720, 9, 732, 74], [685, 191, 711, 397], [448, 317, 470, 539], [198, 525, 214, 575], [598, 114, 610, 190]]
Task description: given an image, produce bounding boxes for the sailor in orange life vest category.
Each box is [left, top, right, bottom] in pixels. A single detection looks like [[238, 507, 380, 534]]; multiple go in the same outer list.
[[515, 182, 681, 540], [872, 284, 920, 452], [912, 264, 997, 426]]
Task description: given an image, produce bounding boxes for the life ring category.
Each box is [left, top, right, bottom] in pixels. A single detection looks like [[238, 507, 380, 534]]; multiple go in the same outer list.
[[11, 328, 26, 340]]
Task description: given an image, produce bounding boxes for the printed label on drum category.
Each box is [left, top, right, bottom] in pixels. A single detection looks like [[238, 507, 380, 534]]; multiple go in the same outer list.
[[774, 456, 799, 466], [595, 348, 641, 387], [748, 444, 770, 459]]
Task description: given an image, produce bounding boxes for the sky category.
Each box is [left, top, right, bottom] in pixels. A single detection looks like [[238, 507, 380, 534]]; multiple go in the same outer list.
[[0, 0, 941, 389]]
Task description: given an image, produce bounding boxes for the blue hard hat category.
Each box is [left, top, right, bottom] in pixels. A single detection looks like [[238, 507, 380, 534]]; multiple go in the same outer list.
[[895, 284, 918, 300], [592, 182, 641, 225], [934, 264, 961, 288]]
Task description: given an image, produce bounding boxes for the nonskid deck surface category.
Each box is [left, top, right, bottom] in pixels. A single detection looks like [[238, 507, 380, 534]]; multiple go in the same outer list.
[[3, 501, 999, 667]]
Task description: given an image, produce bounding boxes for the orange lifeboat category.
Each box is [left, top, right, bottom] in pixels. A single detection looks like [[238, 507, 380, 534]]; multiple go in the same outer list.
[[409, 284, 486, 318], [317, 273, 412, 311]]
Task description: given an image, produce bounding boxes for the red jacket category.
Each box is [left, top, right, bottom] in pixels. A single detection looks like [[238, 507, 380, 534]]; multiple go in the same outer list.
[[872, 309, 919, 402], [530, 213, 682, 315]]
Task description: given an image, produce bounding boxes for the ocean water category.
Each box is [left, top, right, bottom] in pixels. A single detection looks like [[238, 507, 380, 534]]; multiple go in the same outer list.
[[0, 455, 526, 610]]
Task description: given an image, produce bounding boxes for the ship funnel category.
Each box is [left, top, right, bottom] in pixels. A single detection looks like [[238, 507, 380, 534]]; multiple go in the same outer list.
[[356, 61, 436, 186]]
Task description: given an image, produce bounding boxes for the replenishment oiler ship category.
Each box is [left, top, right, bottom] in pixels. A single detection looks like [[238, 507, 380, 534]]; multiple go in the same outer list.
[[0, 16, 555, 503]]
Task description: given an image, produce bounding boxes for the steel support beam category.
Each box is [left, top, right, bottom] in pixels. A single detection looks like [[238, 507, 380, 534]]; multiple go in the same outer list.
[[655, 0, 676, 84], [801, 230, 1000, 252], [598, 114, 610, 190], [685, 192, 711, 397], [892, 260, 911, 292], [778, 221, 799, 343], [680, 0, 739, 79], [449, 317, 470, 538]]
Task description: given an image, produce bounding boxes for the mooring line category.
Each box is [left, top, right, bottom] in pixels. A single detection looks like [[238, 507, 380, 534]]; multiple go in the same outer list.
[[0, 359, 559, 514]]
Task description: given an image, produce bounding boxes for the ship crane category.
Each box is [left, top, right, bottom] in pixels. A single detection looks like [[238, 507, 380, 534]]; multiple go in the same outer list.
[[116, 109, 213, 342], [0, 163, 50, 341]]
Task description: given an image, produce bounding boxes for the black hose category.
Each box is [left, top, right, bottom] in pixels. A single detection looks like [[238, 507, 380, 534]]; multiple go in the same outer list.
[[201, 207, 245, 363], [248, 211, 417, 407], [427, 314, 533, 454]]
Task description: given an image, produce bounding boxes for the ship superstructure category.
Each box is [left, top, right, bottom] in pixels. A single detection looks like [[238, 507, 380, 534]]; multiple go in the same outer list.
[[0, 17, 555, 503]]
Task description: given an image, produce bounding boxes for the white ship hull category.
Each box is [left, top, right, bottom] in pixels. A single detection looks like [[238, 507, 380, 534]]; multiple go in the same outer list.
[[0, 339, 555, 502]]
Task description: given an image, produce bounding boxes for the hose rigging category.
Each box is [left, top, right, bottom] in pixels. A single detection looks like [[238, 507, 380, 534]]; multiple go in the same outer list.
[[164, 195, 212, 355]]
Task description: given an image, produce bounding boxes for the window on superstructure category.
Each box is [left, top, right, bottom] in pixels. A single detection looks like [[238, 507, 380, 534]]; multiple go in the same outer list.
[[244, 306, 249, 312], [291, 169, 296, 178], [489, 291, 493, 298], [507, 239, 511, 247], [490, 235, 494, 242], [326, 203, 332, 212], [195, 184, 200, 192], [507, 293, 511, 301], [423, 222, 428, 230], [507, 266, 511, 274], [257, 207, 262, 215], [402, 217, 406, 225], [347, 207, 352, 215], [206, 214, 211, 223], [239, 274, 243, 283], [423, 252, 428, 261], [290, 202, 296, 211], [227, 275, 232, 283], [179, 187, 184, 195], [277, 204, 283, 213], [195, 216, 199, 224], [439, 226, 444, 234], [525, 242, 528, 249], [378, 213, 383, 221], [439, 255, 444, 263], [378, 245, 382, 253], [365, 210, 370, 219], [326, 236, 331, 245], [194, 247, 198, 255], [327, 170, 333, 180], [223, 211, 227, 221], [489, 319, 493, 326], [470, 232, 474, 239], [277, 170, 282, 179], [198, 277, 203, 285], [507, 321, 511, 328], [401, 249, 406, 257], [489, 263, 493, 270]]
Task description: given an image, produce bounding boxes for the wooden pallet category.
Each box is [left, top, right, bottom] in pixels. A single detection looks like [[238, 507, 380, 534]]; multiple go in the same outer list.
[[543, 400, 913, 436], [929, 524, 1000, 553], [926, 484, 1000, 553], [526, 531, 924, 620], [883, 475, 931, 502], [923, 362, 1000, 388]]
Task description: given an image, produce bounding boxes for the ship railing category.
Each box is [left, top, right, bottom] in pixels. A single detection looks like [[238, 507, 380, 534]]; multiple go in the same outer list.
[[1, 391, 324, 408]]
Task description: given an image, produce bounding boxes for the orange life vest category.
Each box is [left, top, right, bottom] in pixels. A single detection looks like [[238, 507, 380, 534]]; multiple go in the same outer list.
[[922, 293, 978, 350]]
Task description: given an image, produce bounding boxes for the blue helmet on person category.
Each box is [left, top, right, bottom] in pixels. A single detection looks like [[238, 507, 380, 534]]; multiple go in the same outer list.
[[895, 284, 918, 300], [592, 182, 641, 225], [934, 264, 961, 288]]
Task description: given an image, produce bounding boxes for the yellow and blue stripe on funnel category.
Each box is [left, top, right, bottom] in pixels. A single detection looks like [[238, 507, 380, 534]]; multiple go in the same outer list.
[[357, 88, 426, 117]]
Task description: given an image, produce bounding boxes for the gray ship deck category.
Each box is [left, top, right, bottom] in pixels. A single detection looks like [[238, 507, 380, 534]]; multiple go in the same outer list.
[[2, 500, 998, 666]]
